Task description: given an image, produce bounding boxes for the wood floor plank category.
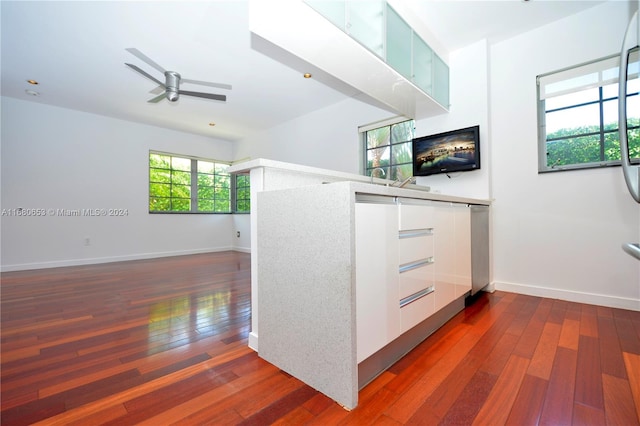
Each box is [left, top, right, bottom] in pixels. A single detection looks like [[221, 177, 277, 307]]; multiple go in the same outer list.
[[3, 253, 639, 425], [623, 351, 640, 423], [527, 322, 561, 380], [575, 335, 604, 410], [558, 318, 580, 350], [472, 354, 530, 426], [598, 315, 629, 378], [602, 373, 640, 426], [539, 347, 578, 425], [505, 373, 548, 426]]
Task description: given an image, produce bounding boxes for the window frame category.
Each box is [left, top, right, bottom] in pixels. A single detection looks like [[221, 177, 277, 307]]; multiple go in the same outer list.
[[149, 151, 244, 214], [361, 117, 415, 181], [232, 173, 250, 214], [537, 53, 639, 173]]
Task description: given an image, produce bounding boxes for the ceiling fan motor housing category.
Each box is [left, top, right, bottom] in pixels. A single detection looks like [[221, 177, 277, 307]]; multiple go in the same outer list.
[[165, 71, 181, 102]]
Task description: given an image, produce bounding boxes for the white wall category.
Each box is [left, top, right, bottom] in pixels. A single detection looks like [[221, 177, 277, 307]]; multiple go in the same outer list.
[[1, 97, 239, 271], [489, 1, 640, 310], [413, 40, 491, 200], [233, 97, 395, 174]]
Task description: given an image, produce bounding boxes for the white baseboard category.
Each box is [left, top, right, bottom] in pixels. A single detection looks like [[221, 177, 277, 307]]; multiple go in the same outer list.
[[493, 281, 640, 312], [248, 332, 259, 352], [1, 247, 249, 272]]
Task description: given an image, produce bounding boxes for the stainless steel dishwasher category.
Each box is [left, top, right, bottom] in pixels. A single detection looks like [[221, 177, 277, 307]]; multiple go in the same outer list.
[[470, 205, 490, 296]]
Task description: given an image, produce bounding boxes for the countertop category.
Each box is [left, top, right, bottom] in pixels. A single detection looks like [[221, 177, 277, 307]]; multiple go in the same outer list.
[[228, 158, 491, 206]]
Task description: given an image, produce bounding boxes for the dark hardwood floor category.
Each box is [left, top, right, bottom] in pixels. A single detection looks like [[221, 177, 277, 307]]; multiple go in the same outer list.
[[1, 251, 639, 425]]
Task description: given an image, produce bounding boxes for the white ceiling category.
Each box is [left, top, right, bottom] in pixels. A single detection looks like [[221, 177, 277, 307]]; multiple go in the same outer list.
[[1, 0, 606, 142]]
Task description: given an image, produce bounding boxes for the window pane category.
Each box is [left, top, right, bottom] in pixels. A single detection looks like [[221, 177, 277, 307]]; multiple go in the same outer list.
[[198, 199, 214, 211], [604, 131, 621, 161], [546, 103, 600, 136], [150, 197, 170, 211], [237, 175, 249, 186], [198, 185, 214, 199], [367, 127, 390, 149], [150, 168, 170, 183], [391, 141, 412, 165], [367, 146, 390, 169], [390, 163, 412, 181], [171, 184, 190, 198], [150, 153, 170, 169], [602, 82, 618, 99], [172, 170, 191, 185], [172, 199, 190, 211], [238, 188, 250, 199], [603, 99, 619, 131], [215, 163, 229, 174], [545, 87, 599, 110], [172, 157, 191, 171], [150, 182, 170, 197], [197, 173, 214, 187], [214, 199, 230, 212], [546, 135, 601, 167], [391, 121, 413, 143], [198, 161, 214, 173], [214, 174, 230, 187]]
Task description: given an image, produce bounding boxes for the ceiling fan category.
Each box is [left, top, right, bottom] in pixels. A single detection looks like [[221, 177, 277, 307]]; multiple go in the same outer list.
[[124, 48, 231, 103]]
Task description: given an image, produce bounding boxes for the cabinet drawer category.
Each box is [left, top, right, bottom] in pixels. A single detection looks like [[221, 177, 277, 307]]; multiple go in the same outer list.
[[399, 261, 434, 299], [399, 204, 434, 231], [398, 231, 434, 265], [400, 287, 435, 333]]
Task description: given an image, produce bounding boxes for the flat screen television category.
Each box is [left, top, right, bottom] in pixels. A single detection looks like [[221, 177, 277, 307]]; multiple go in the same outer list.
[[412, 125, 480, 176]]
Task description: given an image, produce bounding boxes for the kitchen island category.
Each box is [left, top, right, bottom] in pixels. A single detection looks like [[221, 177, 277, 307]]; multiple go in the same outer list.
[[228, 159, 491, 409]]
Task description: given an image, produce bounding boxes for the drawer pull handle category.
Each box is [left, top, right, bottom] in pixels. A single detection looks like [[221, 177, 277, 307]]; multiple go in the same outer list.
[[400, 286, 435, 308], [399, 257, 434, 273], [399, 229, 433, 239]]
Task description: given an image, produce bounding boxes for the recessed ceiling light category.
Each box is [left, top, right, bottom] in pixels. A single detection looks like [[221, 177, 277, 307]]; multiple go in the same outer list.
[[25, 89, 40, 96], [26, 79, 39, 85], [303, 73, 312, 79]]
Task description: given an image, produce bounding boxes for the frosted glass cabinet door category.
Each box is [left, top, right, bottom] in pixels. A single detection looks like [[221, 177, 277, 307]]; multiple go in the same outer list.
[[304, 0, 346, 30], [346, 1, 384, 58], [412, 33, 433, 96], [433, 54, 450, 108], [385, 4, 411, 79]]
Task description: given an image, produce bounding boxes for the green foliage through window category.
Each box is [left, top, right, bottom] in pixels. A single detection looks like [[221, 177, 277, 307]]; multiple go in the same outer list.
[[149, 152, 247, 214], [235, 174, 250, 213], [538, 52, 640, 172]]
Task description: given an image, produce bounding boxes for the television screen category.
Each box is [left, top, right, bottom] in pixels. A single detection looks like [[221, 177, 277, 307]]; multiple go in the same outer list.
[[413, 125, 480, 176]]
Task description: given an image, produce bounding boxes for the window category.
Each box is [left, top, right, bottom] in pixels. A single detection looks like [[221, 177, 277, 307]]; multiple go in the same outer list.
[[149, 152, 247, 213], [362, 119, 415, 181], [234, 173, 250, 213], [537, 52, 640, 172]]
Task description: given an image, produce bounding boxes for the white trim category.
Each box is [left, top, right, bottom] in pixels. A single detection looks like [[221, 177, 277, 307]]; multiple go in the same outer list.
[[358, 116, 410, 133], [0, 247, 240, 272], [493, 280, 640, 312]]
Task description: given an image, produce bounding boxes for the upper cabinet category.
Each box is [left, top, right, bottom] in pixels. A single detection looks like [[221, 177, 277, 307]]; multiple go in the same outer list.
[[249, 0, 450, 119], [306, 0, 449, 110]]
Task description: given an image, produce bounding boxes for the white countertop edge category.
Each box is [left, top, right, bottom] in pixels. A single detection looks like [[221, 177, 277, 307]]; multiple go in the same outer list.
[[230, 158, 491, 206]]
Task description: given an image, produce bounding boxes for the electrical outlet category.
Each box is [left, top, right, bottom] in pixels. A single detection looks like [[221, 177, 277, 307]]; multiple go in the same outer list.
[[236, 231, 240, 238], [84, 237, 91, 246]]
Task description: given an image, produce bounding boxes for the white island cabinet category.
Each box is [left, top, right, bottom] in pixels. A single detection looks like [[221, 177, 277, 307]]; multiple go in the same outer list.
[[227, 159, 490, 410]]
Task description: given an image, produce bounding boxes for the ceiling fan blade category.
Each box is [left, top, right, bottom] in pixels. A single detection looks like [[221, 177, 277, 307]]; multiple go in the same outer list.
[[181, 78, 232, 91], [125, 63, 165, 88], [149, 85, 164, 95], [125, 48, 166, 74], [179, 90, 226, 102], [147, 93, 166, 103]]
